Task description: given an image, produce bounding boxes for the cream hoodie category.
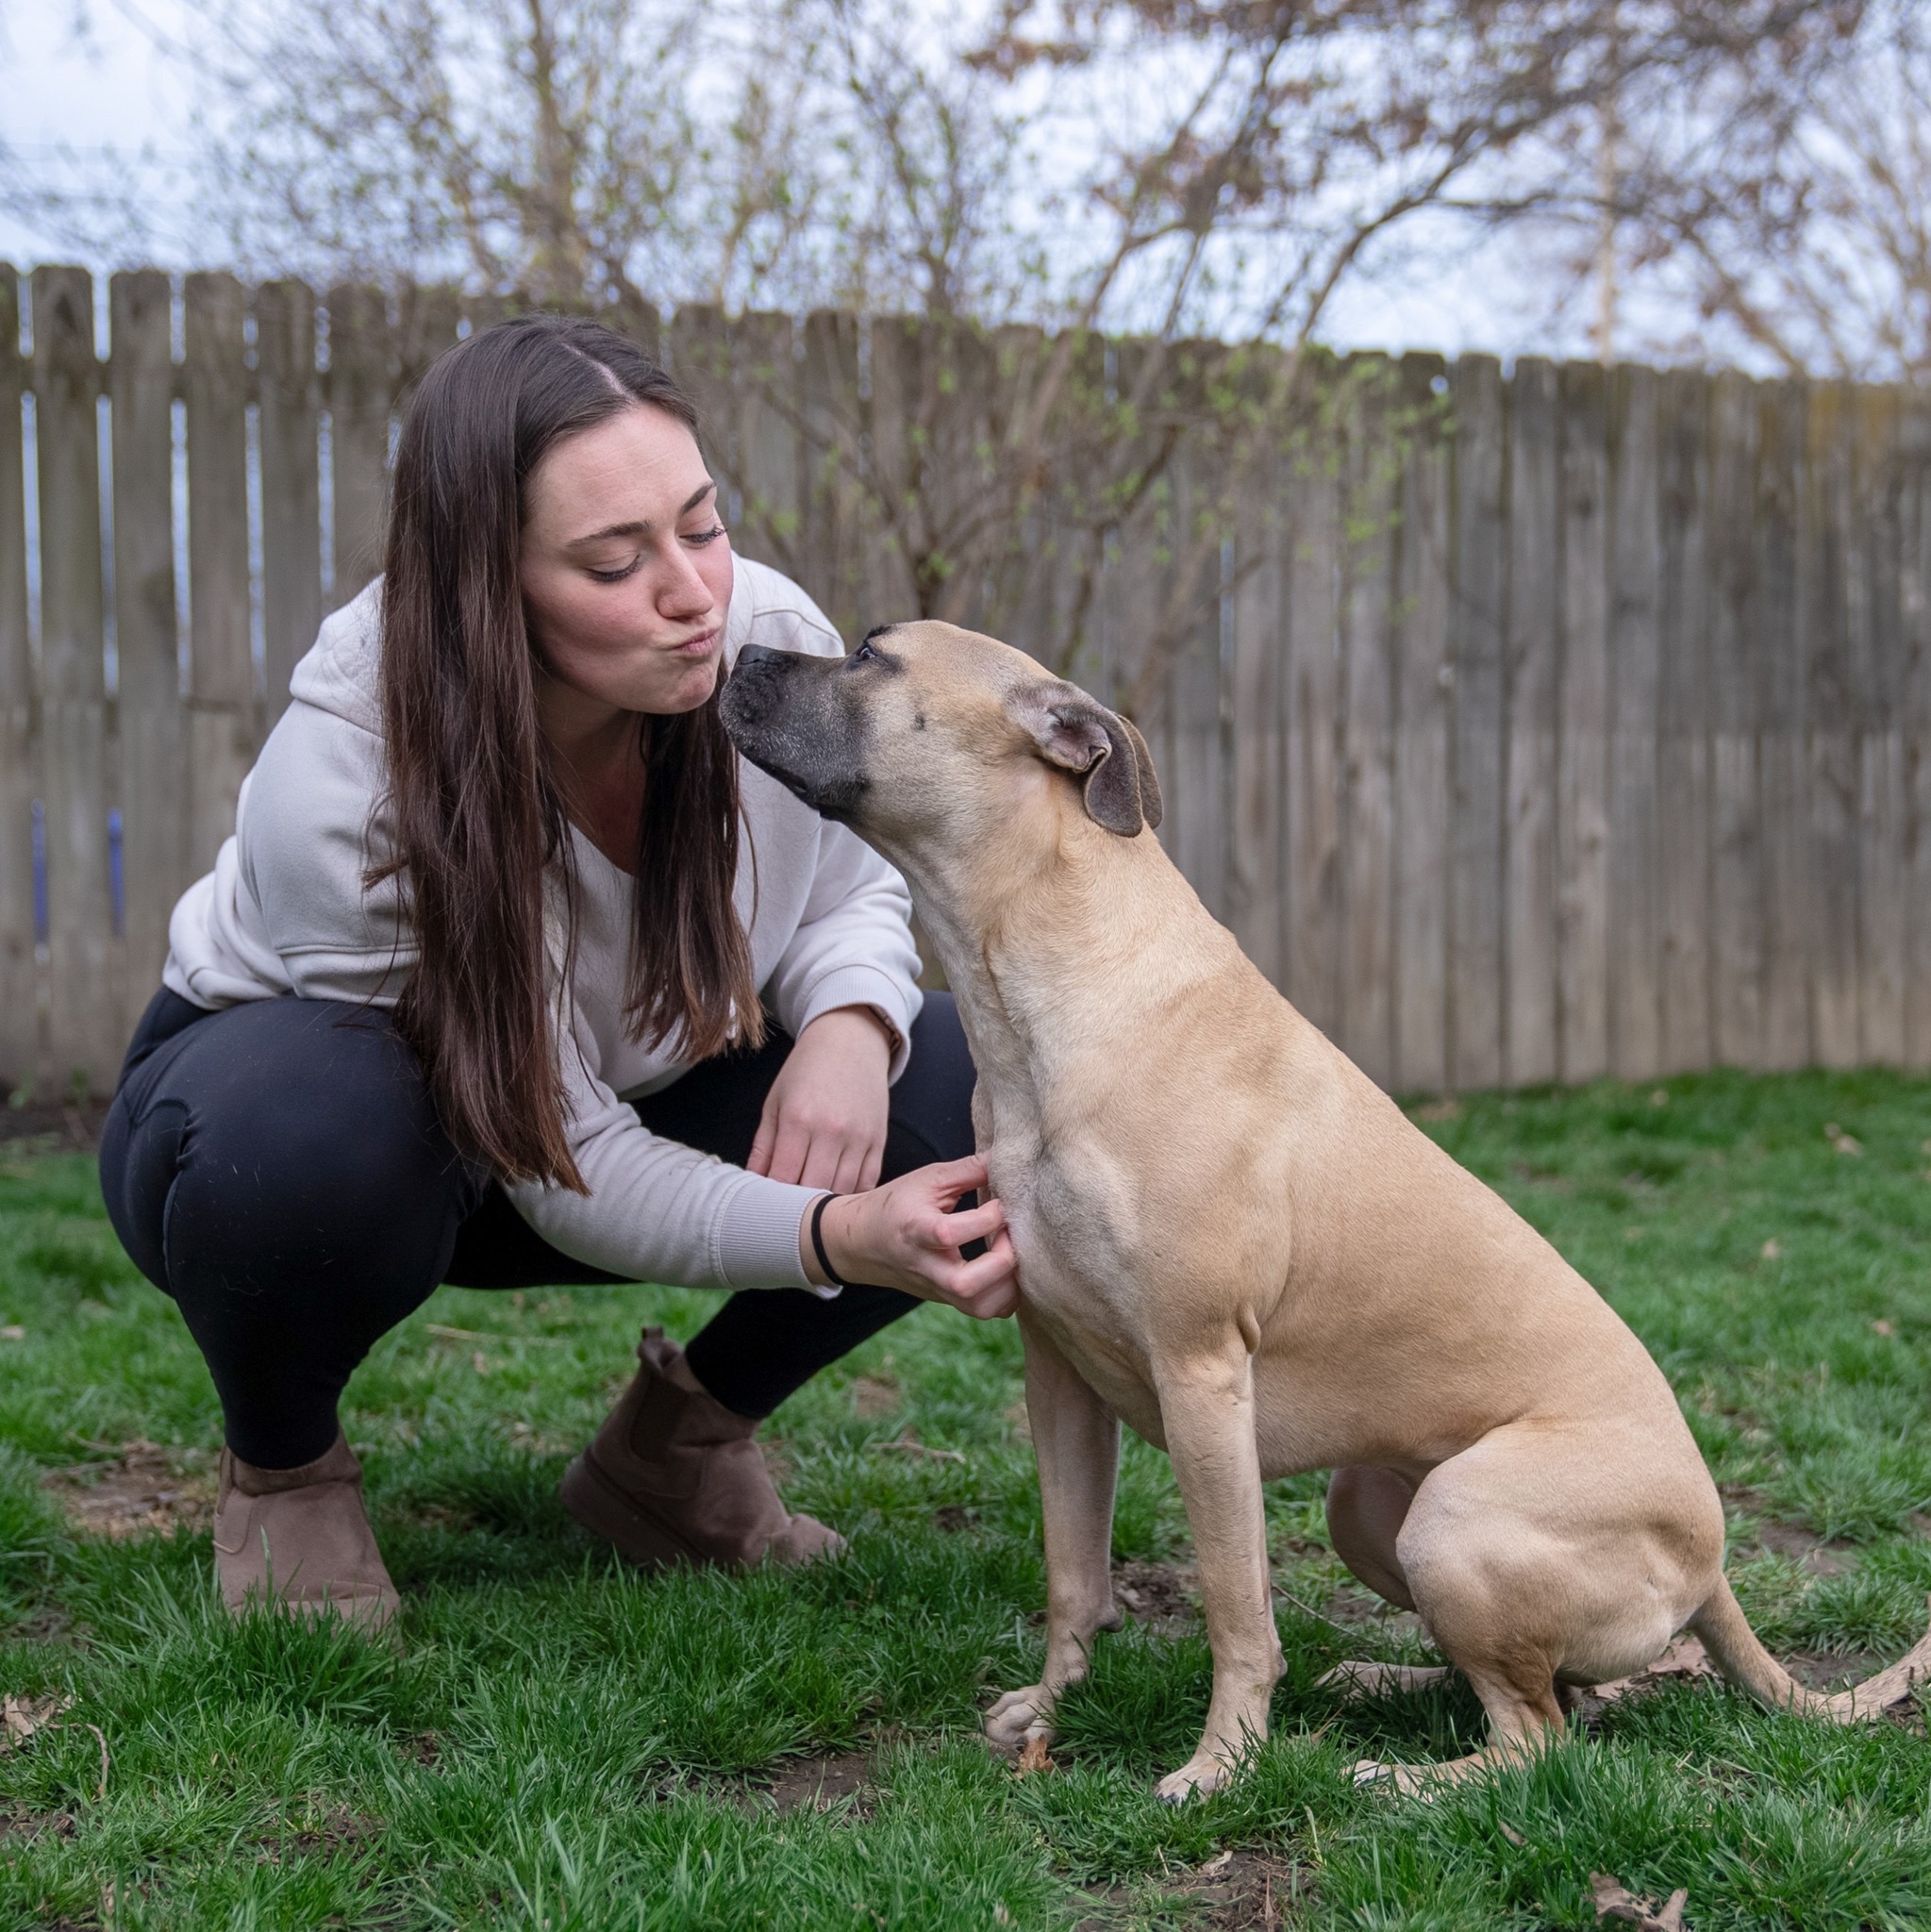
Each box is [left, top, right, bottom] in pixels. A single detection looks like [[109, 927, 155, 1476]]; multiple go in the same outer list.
[[161, 558, 923, 1292]]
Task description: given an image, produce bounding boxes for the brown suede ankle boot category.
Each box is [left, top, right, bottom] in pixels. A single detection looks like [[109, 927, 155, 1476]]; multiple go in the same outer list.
[[212, 1430, 399, 1632], [560, 1326, 844, 1572]]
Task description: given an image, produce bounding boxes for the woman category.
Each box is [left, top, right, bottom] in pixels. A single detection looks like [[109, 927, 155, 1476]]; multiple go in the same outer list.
[[98, 315, 1016, 1629]]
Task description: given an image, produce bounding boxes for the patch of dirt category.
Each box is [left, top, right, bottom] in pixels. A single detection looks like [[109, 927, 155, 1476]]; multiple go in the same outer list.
[[401, 1730, 442, 1769], [0, 1804, 76, 1840], [933, 1503, 974, 1532], [757, 1751, 875, 1816], [1318, 1586, 1427, 1644], [1077, 1851, 1305, 1930], [0, 1096, 109, 1152], [849, 1375, 900, 1418], [1780, 1650, 1888, 1693], [8, 1608, 75, 1643], [256, 1805, 383, 1861], [1112, 1560, 1197, 1628], [42, 1441, 215, 1540], [1748, 1519, 1856, 1577]]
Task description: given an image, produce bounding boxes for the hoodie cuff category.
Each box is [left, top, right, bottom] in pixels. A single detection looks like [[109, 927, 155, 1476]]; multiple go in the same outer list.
[[714, 1172, 842, 1297], [790, 964, 922, 1084]]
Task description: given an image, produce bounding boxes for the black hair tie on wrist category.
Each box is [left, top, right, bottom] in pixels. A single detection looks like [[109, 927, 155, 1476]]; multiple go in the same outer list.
[[809, 1192, 853, 1290]]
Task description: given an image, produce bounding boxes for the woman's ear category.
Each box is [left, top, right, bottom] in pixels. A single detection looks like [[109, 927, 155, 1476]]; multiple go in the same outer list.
[[1012, 682, 1160, 837]]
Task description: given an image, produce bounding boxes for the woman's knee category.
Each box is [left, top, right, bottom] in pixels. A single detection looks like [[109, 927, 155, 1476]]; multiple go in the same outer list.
[[105, 998, 475, 1296]]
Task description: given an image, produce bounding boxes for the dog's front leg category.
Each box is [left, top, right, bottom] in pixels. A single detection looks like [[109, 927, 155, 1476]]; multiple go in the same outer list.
[[985, 1305, 1122, 1757], [1152, 1345, 1283, 1802]]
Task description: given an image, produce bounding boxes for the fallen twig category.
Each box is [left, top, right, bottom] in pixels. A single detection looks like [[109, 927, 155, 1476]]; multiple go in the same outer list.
[[424, 1323, 567, 1347], [76, 1721, 108, 1801], [1272, 1586, 1357, 1637], [867, 1433, 966, 1465]]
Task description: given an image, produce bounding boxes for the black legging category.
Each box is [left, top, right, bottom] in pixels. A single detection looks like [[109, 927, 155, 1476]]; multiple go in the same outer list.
[[100, 988, 975, 1468]]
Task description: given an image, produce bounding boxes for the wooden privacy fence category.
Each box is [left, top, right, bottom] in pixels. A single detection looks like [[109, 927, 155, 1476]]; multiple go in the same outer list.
[[5, 261, 1931, 1098]]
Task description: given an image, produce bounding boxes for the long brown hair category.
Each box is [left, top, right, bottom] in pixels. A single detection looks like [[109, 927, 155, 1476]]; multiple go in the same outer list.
[[375, 314, 759, 1191]]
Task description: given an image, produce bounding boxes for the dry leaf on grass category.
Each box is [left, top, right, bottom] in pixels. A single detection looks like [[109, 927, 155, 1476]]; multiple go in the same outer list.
[[1015, 1735, 1055, 1775], [1, 1693, 71, 1750], [1592, 1634, 1719, 1703], [1591, 1872, 1689, 1931], [0, 1694, 108, 1800]]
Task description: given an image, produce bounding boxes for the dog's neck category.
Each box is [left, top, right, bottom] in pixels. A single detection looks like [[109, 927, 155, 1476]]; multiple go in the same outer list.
[[881, 802, 1226, 1091]]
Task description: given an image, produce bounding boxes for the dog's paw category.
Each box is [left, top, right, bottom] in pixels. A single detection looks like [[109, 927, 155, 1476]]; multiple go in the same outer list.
[[1155, 1753, 1235, 1804], [1349, 1756, 1393, 1788], [984, 1685, 1055, 1756]]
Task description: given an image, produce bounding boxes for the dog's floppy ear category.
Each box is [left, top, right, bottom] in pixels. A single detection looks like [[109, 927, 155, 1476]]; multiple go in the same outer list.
[[1120, 715, 1163, 832], [1014, 682, 1160, 837]]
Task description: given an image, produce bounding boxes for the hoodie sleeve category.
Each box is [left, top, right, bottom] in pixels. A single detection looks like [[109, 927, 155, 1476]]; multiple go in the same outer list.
[[761, 823, 923, 1078], [504, 994, 834, 1293]]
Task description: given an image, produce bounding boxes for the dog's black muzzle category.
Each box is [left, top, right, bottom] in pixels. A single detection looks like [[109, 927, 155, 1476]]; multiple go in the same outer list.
[[720, 644, 870, 823]]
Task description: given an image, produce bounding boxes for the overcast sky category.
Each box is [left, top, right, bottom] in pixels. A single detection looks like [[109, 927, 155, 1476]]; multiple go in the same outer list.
[[0, 0, 1625, 366]]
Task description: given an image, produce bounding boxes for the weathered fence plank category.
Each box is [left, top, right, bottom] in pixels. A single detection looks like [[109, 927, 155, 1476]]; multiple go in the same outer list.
[[1228, 437, 1285, 988], [8, 263, 1931, 1097], [1449, 354, 1506, 1090], [1284, 407, 1341, 1038], [1904, 396, 1931, 1071], [257, 280, 323, 723], [184, 273, 255, 881], [1855, 383, 1906, 1065], [0, 265, 35, 1091], [1166, 433, 1228, 923], [1608, 364, 1663, 1081], [326, 283, 391, 607], [1338, 362, 1397, 1087], [1556, 361, 1611, 1083], [1391, 353, 1453, 1093], [1804, 382, 1863, 1067], [1708, 370, 1764, 1068], [33, 265, 119, 1088], [110, 269, 186, 1005], [1503, 356, 1559, 1086], [800, 309, 864, 642], [1656, 368, 1712, 1074], [1757, 380, 1811, 1070]]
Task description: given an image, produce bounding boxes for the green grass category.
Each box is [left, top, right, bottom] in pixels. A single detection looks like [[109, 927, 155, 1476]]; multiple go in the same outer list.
[[2, 1067, 1930, 1928]]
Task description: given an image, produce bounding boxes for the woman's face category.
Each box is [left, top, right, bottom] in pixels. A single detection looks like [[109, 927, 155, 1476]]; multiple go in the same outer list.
[[520, 402, 735, 719]]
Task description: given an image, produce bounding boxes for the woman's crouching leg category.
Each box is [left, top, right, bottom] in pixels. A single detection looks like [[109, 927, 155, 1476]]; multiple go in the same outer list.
[[100, 995, 480, 1627]]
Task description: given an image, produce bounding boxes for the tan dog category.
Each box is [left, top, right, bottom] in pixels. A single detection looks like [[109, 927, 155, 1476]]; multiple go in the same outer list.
[[720, 621, 1931, 1800]]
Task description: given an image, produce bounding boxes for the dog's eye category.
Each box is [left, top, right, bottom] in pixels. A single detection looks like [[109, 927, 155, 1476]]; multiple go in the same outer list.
[[851, 642, 875, 665]]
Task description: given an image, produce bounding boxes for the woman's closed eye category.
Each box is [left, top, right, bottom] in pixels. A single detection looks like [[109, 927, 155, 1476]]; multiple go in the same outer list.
[[586, 525, 726, 582]]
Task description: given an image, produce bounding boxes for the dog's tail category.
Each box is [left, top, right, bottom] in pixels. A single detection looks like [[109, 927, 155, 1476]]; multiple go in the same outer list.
[[1690, 1578, 1931, 1720]]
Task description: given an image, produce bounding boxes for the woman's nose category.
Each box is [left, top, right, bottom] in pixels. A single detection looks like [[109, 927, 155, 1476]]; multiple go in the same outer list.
[[658, 546, 714, 616]]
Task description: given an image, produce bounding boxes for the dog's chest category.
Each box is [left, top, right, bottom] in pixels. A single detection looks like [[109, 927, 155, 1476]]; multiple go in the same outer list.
[[987, 1112, 1149, 1363]]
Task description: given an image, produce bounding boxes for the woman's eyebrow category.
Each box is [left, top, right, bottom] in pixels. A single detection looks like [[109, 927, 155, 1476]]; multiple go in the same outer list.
[[565, 480, 717, 547]]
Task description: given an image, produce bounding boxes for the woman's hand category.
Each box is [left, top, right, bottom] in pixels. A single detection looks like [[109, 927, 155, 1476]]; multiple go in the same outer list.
[[804, 1156, 1019, 1321], [748, 1006, 894, 1194]]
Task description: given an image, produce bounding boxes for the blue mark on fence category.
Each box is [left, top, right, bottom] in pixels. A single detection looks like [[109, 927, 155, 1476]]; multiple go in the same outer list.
[[29, 799, 48, 948], [108, 808, 125, 937]]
